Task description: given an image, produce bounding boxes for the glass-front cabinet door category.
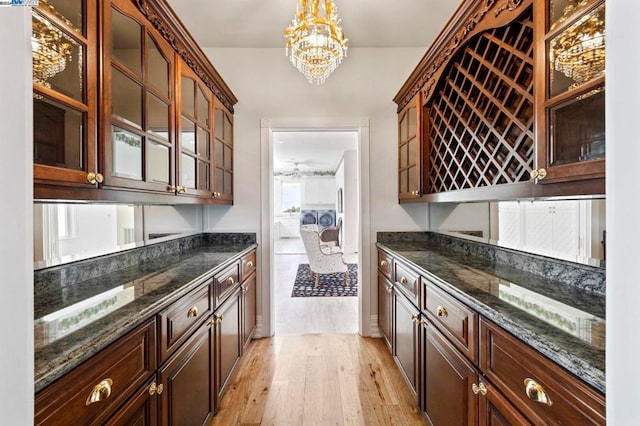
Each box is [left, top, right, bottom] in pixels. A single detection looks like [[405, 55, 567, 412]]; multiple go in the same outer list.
[[213, 101, 234, 202], [102, 0, 175, 194], [32, 0, 98, 189], [398, 92, 422, 200], [533, 0, 605, 183], [176, 59, 214, 198]]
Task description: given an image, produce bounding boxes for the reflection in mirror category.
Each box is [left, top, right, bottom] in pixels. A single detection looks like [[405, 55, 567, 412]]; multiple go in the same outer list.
[[144, 205, 202, 241], [34, 204, 143, 269], [429, 199, 606, 267]]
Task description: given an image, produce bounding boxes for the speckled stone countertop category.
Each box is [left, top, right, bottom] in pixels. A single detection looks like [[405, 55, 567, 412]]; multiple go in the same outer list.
[[34, 236, 257, 392], [377, 233, 605, 394]]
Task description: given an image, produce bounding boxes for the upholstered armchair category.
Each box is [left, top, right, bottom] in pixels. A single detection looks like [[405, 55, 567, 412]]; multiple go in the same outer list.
[[319, 217, 342, 248], [300, 227, 349, 287]]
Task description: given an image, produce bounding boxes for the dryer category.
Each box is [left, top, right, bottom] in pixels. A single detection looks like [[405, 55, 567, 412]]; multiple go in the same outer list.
[[317, 209, 336, 231], [300, 210, 318, 227]]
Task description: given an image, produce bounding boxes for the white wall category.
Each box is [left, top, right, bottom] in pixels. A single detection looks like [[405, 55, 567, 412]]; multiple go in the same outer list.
[[343, 150, 359, 254], [0, 8, 33, 422], [607, 1, 640, 422]]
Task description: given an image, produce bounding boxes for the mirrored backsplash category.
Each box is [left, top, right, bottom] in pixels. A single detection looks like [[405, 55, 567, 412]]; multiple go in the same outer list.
[[34, 204, 203, 269], [429, 198, 606, 268]]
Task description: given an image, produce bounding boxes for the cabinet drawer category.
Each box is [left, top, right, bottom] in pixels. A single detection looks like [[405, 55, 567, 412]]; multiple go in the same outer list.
[[158, 282, 213, 363], [215, 261, 241, 306], [241, 250, 256, 281], [378, 250, 393, 279], [480, 319, 605, 425], [424, 281, 478, 364], [35, 320, 156, 426], [393, 260, 420, 304]]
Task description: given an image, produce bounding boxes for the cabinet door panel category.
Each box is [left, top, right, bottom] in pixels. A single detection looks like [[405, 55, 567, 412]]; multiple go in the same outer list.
[[393, 289, 419, 396], [216, 288, 242, 400], [378, 272, 393, 351], [478, 379, 531, 426], [105, 377, 158, 426], [398, 92, 422, 200], [242, 271, 257, 348]]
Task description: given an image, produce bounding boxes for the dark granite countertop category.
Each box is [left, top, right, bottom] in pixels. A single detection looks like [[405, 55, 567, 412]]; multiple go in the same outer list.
[[377, 241, 605, 394], [34, 243, 256, 392]]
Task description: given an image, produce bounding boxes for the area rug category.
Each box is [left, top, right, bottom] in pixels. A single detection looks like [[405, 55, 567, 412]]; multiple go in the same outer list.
[[291, 263, 358, 297]]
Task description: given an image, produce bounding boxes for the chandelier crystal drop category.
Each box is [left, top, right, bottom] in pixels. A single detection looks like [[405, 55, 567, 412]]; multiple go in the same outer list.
[[32, 8, 74, 88], [284, 0, 348, 85]]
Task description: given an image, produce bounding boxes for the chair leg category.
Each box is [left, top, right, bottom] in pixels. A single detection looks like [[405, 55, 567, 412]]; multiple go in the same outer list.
[[345, 270, 350, 285], [308, 267, 313, 279], [315, 273, 320, 288]]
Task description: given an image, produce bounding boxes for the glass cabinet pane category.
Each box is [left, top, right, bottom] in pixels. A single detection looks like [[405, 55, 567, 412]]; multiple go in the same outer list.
[[224, 171, 232, 194], [112, 127, 142, 180], [181, 153, 196, 189], [224, 146, 232, 169], [32, 13, 84, 102], [44, 0, 85, 34], [112, 66, 142, 126], [197, 161, 209, 190], [550, 88, 605, 166], [408, 138, 416, 165], [215, 168, 223, 193], [224, 114, 232, 142], [33, 96, 84, 170], [197, 86, 209, 126], [181, 116, 195, 153], [181, 76, 195, 117], [111, 7, 142, 76], [214, 140, 224, 167], [146, 34, 169, 97], [549, 0, 592, 31], [400, 114, 408, 141], [215, 109, 223, 138], [147, 140, 169, 183], [407, 107, 416, 138], [549, 4, 605, 97], [197, 126, 209, 157], [147, 93, 169, 139]]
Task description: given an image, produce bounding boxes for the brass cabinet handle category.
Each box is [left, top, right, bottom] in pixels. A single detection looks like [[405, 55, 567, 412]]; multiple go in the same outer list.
[[385, 284, 393, 293], [87, 172, 99, 185], [530, 168, 547, 181], [213, 192, 222, 198], [226, 276, 235, 285], [241, 284, 248, 293], [399, 276, 408, 284], [213, 314, 223, 324], [380, 260, 387, 267], [86, 378, 113, 405], [472, 382, 487, 396], [167, 185, 177, 192], [524, 378, 553, 406], [178, 186, 187, 193], [410, 313, 420, 322], [436, 305, 448, 318], [247, 261, 254, 268], [149, 381, 163, 396], [187, 306, 198, 318], [95, 173, 104, 183]]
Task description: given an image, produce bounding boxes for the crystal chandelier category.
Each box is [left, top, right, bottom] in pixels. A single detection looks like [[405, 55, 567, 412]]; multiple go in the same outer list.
[[32, 11, 73, 88], [284, 0, 348, 85], [550, 3, 605, 86]]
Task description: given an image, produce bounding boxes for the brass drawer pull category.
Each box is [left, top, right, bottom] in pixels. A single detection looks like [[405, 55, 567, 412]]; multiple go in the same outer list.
[[472, 382, 487, 396], [385, 284, 393, 293], [149, 381, 164, 396], [226, 276, 235, 285], [247, 261, 254, 268], [380, 259, 387, 267], [399, 276, 408, 284], [167, 185, 177, 192], [86, 378, 113, 405], [187, 306, 198, 318], [241, 284, 248, 293], [530, 168, 547, 181], [213, 314, 224, 325], [410, 313, 419, 322], [524, 378, 553, 406], [436, 305, 448, 318]]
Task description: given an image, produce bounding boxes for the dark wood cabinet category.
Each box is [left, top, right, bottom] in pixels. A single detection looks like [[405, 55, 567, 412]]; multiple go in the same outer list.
[[105, 377, 158, 426], [392, 287, 421, 398], [214, 286, 243, 401], [213, 101, 234, 202], [378, 271, 393, 351], [478, 379, 532, 426], [158, 317, 216, 426], [423, 322, 478, 426], [398, 92, 422, 200], [242, 271, 257, 348]]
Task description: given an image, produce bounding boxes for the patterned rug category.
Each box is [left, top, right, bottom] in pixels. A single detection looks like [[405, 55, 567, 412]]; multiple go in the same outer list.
[[291, 263, 358, 297]]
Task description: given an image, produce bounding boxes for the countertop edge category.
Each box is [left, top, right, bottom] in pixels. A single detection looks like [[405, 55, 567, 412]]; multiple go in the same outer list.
[[376, 242, 605, 394]]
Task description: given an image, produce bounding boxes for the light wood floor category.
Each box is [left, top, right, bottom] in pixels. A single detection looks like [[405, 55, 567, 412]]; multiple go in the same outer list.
[[211, 334, 425, 425]]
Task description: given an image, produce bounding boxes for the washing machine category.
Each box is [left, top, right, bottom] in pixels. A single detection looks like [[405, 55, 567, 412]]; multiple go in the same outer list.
[[317, 209, 336, 231], [300, 210, 318, 227]]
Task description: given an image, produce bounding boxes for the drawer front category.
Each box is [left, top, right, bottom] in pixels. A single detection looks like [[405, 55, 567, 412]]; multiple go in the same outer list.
[[378, 250, 393, 279], [241, 250, 256, 281], [480, 319, 605, 425], [393, 260, 420, 304], [424, 281, 478, 364], [35, 320, 156, 426], [158, 282, 213, 362], [215, 261, 241, 306]]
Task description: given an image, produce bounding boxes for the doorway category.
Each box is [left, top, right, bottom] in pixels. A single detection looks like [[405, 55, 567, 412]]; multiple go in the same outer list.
[[259, 118, 372, 338]]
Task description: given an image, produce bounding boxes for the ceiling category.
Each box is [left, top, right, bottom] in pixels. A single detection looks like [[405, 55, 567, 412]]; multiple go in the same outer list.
[[166, 0, 461, 48], [273, 131, 358, 172]]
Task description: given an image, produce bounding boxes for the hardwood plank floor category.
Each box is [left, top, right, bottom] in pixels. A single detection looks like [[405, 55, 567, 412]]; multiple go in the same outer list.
[[210, 334, 425, 425]]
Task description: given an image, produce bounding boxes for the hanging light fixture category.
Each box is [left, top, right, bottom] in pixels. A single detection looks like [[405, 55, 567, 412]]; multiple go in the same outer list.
[[550, 3, 605, 87], [32, 5, 74, 88], [284, 0, 348, 85]]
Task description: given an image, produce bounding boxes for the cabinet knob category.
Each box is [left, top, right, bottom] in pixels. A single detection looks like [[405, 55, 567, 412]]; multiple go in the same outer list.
[[167, 185, 177, 192], [400, 276, 408, 284], [226, 276, 235, 285], [247, 261, 254, 268], [385, 284, 393, 293], [95, 173, 104, 183], [187, 306, 199, 318], [472, 382, 487, 396], [241, 284, 248, 293], [436, 305, 448, 318], [213, 314, 223, 324], [177, 186, 187, 193], [410, 313, 420, 322], [85, 378, 113, 405], [530, 168, 547, 181], [524, 378, 552, 406], [149, 381, 164, 396], [87, 172, 98, 185], [380, 260, 387, 267]]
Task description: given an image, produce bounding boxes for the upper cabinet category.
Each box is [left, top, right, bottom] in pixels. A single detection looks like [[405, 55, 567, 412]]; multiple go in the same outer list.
[[394, 0, 605, 203], [533, 0, 605, 183], [33, 0, 238, 204], [213, 101, 234, 202]]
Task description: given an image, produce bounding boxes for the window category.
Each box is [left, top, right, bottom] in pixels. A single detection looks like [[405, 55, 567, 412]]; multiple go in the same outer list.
[[281, 181, 301, 213]]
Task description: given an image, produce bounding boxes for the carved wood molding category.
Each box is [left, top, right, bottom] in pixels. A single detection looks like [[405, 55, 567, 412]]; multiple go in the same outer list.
[[395, 0, 531, 111], [133, 0, 237, 113]]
